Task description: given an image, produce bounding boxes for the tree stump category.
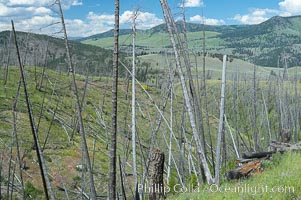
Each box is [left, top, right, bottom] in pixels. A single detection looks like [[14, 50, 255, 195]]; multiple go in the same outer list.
[[148, 149, 165, 200]]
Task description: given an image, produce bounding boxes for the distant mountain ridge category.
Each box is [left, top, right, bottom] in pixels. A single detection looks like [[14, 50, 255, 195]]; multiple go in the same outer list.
[[80, 15, 301, 40], [81, 15, 301, 67], [78, 29, 136, 41]]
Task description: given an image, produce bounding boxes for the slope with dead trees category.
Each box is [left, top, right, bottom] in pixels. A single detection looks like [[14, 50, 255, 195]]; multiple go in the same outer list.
[[1, 1, 301, 199]]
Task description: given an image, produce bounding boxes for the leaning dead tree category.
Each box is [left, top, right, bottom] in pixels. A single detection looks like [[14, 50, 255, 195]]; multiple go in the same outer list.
[[159, 0, 213, 184], [56, 0, 97, 199], [179, 1, 207, 162], [11, 20, 55, 200], [201, 11, 215, 171], [109, 0, 120, 199]]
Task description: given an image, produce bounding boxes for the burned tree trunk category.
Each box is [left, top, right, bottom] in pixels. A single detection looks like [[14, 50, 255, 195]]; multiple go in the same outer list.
[[148, 149, 165, 200], [215, 55, 227, 185], [11, 20, 55, 200], [56, 1, 97, 198], [242, 151, 276, 159], [109, 0, 120, 199], [131, 11, 138, 200]]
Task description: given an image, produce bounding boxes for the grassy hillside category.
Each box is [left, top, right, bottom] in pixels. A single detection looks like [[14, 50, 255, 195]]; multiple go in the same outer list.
[[1, 61, 301, 199], [0, 62, 301, 199], [82, 30, 225, 54], [129, 53, 282, 87], [0, 67, 107, 198], [81, 15, 301, 68], [0, 66, 161, 199]]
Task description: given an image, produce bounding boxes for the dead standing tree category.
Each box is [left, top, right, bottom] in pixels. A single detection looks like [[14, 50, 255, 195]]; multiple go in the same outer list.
[[3, 30, 12, 86], [253, 64, 259, 151], [110, 0, 120, 199], [56, 0, 97, 199], [131, 10, 139, 200], [214, 55, 227, 185]]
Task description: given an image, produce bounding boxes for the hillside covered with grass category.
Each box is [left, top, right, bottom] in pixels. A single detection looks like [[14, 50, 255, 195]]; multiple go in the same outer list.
[[0, 66, 161, 199], [1, 62, 301, 199], [82, 15, 301, 68]]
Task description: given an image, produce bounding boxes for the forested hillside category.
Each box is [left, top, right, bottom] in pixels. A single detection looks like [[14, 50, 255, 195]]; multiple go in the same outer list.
[[0, 31, 113, 75]]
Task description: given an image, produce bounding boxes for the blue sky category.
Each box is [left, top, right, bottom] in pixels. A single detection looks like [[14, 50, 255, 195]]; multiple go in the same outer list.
[[0, 0, 300, 37]]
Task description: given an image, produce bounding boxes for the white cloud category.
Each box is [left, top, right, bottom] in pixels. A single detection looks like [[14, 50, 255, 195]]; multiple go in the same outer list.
[[190, 15, 225, 25], [4, 0, 52, 6], [65, 18, 92, 37], [0, 0, 86, 36], [120, 10, 164, 29], [6, 0, 35, 5], [183, 0, 204, 7], [87, 12, 115, 25], [52, 10, 163, 37], [19, 15, 56, 28], [0, 3, 52, 17], [77, 12, 115, 35], [233, 14, 267, 25], [5, 14, 89, 37], [233, 8, 286, 24], [72, 0, 83, 6], [85, 10, 163, 34], [2, 0, 82, 8], [279, 0, 301, 15], [4, 15, 59, 34], [0, 0, 161, 37], [233, 1, 301, 25], [61, 0, 83, 9], [135, 12, 163, 29]]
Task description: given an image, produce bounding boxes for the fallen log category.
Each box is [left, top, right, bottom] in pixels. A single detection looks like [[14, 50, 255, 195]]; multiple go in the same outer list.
[[270, 141, 301, 152], [225, 161, 262, 180], [226, 141, 301, 181], [242, 151, 275, 159]]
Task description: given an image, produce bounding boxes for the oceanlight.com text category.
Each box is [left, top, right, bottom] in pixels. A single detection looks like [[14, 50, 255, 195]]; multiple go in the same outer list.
[[138, 183, 295, 195], [208, 183, 295, 195]]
